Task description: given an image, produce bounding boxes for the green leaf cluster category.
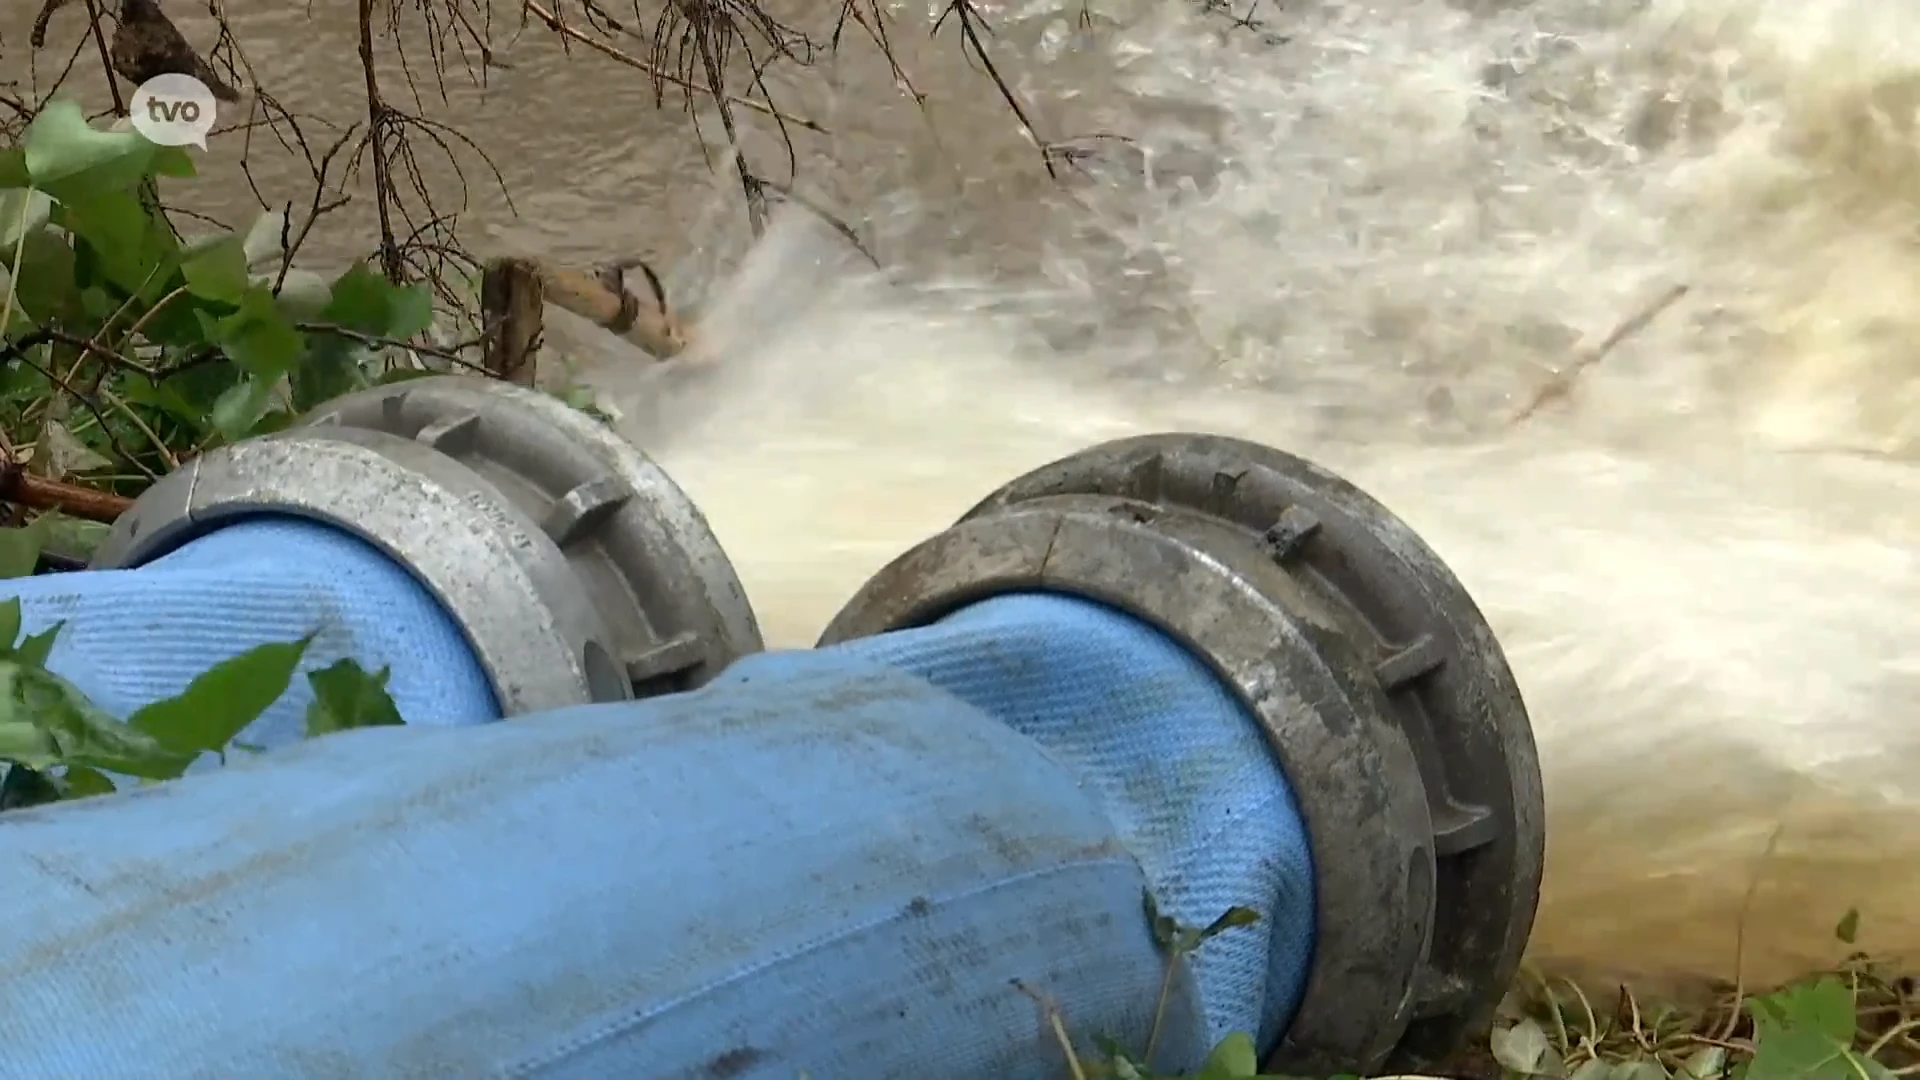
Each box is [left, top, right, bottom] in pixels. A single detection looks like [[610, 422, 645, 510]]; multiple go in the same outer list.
[[1490, 913, 1911, 1080], [0, 100, 436, 488], [0, 521, 403, 811]]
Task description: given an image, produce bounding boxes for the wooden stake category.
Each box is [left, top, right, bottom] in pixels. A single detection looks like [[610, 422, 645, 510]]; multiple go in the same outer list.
[[479, 257, 545, 387]]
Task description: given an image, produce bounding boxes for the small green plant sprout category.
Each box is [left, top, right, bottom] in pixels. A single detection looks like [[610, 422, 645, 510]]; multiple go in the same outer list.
[[1142, 893, 1265, 1066], [1019, 894, 1270, 1080]]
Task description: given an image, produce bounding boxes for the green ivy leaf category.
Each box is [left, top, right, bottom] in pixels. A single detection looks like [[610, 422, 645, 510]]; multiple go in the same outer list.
[[289, 336, 371, 412], [0, 597, 21, 651], [1195, 1033, 1261, 1080], [323, 262, 400, 333], [1746, 977, 1887, 1080], [126, 288, 212, 348], [62, 765, 117, 798], [155, 353, 246, 428], [128, 635, 313, 757], [0, 660, 191, 779], [54, 188, 177, 298], [1762, 976, 1857, 1044], [0, 357, 44, 404], [150, 146, 196, 179], [22, 100, 154, 195], [210, 286, 307, 379], [286, 265, 395, 411], [0, 148, 28, 188], [36, 513, 108, 565], [0, 723, 56, 769], [115, 373, 208, 429], [0, 518, 50, 579], [181, 233, 251, 305], [209, 375, 279, 443], [245, 409, 297, 437], [304, 659, 405, 737], [292, 264, 411, 411], [387, 282, 435, 338], [9, 229, 80, 328], [76, 282, 120, 323], [323, 262, 433, 338], [15, 623, 64, 669]]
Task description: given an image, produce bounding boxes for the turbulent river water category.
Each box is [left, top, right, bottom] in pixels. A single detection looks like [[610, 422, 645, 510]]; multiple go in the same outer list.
[[7, 0, 1920, 991]]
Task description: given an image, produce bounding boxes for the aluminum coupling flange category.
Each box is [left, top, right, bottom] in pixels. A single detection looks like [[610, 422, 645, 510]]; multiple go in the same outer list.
[[91, 375, 762, 715], [816, 433, 1543, 1077]]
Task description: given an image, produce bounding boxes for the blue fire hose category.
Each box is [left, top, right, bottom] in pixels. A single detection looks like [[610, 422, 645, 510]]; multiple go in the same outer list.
[[0, 378, 1544, 1080]]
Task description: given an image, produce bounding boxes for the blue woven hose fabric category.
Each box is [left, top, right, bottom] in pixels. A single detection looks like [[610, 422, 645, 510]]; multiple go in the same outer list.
[[0, 654, 1204, 1079], [831, 591, 1317, 1051], [2, 516, 498, 749]]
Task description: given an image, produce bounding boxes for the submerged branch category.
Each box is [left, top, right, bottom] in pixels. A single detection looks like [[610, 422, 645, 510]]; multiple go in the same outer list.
[[1512, 284, 1691, 425]]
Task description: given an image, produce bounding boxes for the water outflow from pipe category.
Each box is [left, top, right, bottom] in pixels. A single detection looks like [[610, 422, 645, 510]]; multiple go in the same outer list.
[[570, 0, 1920, 990]]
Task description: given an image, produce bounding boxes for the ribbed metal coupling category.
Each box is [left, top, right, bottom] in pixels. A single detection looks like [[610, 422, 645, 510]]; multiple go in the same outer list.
[[819, 432, 1544, 1076], [93, 376, 762, 715]]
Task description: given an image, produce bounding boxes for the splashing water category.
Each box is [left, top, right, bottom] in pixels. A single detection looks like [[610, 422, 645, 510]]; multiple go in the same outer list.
[[567, 0, 1920, 989]]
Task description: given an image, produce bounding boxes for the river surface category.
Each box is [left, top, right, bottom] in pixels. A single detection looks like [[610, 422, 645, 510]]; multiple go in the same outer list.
[[7, 0, 1920, 990]]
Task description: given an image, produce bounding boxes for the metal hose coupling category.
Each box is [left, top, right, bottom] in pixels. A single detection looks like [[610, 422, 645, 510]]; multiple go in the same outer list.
[[90, 376, 762, 714], [818, 433, 1545, 1076]]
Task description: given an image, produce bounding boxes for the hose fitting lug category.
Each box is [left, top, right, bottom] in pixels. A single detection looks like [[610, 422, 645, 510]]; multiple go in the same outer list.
[[1262, 505, 1322, 560], [1376, 634, 1446, 691]]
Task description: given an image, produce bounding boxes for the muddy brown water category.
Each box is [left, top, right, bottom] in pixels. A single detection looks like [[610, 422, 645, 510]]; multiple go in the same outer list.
[[7, 0, 1920, 990]]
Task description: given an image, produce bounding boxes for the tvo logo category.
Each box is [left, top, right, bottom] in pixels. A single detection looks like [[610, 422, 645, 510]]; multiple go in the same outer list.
[[129, 73, 217, 150]]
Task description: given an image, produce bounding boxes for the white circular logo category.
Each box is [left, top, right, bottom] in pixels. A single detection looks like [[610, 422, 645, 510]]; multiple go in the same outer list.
[[129, 73, 217, 149]]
